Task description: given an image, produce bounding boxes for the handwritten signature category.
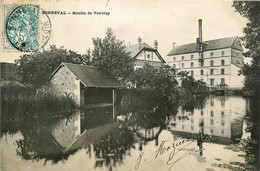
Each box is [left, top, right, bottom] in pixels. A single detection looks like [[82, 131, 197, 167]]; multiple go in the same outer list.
[[135, 139, 195, 170]]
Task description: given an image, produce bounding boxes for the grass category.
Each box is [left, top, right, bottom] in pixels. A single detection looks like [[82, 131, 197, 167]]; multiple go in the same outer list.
[[1, 83, 78, 121]]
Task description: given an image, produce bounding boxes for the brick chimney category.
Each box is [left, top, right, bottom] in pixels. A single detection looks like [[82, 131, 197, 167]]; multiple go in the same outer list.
[[172, 42, 177, 49], [137, 36, 142, 49], [154, 40, 158, 50]]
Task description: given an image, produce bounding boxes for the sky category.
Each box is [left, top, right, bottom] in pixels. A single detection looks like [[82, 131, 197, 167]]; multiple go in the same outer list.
[[0, 0, 248, 63]]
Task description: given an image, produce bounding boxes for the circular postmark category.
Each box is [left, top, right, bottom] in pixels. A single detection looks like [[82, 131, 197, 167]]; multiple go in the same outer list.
[[39, 8, 52, 50], [5, 5, 51, 52]]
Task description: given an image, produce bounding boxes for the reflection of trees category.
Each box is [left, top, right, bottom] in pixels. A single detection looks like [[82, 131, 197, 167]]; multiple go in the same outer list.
[[90, 126, 136, 169], [181, 96, 207, 112], [241, 97, 259, 170]]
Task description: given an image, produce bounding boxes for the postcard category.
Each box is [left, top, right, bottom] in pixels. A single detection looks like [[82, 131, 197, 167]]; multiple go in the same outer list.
[[0, 0, 259, 171]]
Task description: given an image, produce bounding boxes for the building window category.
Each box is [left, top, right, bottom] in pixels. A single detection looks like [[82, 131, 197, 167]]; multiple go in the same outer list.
[[210, 119, 214, 125], [191, 125, 194, 130], [199, 61, 204, 67], [221, 99, 225, 107], [210, 79, 214, 86], [173, 64, 176, 68], [191, 70, 194, 76], [221, 68, 225, 75], [221, 119, 225, 126], [191, 55, 194, 60], [210, 60, 214, 67], [182, 63, 184, 68], [173, 57, 176, 61], [201, 110, 204, 116], [191, 118, 194, 123], [221, 51, 225, 56], [201, 119, 204, 125], [210, 129, 214, 134], [221, 78, 225, 84], [221, 129, 224, 134], [182, 56, 184, 61], [210, 111, 214, 117], [191, 62, 194, 68], [147, 54, 150, 59], [221, 111, 225, 117], [210, 69, 214, 75], [182, 125, 185, 130], [221, 59, 225, 66], [210, 52, 214, 57], [200, 70, 204, 75], [210, 99, 214, 106]]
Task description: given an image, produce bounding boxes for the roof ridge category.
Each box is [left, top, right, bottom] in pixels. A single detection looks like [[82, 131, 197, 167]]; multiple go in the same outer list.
[[61, 62, 101, 69], [177, 36, 238, 47]]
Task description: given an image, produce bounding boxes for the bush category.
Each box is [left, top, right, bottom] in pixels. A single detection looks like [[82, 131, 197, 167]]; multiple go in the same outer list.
[[1, 84, 78, 121]]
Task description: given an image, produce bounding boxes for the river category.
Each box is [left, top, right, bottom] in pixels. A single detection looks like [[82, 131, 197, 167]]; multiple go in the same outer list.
[[0, 95, 257, 171]]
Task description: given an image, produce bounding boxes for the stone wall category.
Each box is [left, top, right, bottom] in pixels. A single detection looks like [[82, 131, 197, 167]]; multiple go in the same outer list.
[[50, 65, 81, 105]]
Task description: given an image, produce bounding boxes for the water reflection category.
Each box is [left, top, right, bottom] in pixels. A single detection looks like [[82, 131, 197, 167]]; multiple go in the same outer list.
[[169, 95, 246, 144], [1, 95, 253, 171]]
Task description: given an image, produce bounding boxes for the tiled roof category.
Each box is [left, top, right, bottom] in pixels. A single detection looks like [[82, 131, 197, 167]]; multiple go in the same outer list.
[[51, 63, 123, 88], [125, 43, 154, 57], [125, 43, 166, 63], [167, 36, 243, 56]]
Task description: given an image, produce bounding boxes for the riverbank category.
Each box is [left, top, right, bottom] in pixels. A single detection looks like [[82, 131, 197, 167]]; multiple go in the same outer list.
[[1, 83, 78, 121]]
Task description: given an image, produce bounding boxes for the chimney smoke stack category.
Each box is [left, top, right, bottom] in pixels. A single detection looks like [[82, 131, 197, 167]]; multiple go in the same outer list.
[[154, 40, 158, 50], [138, 36, 142, 50], [198, 19, 202, 42], [172, 42, 177, 49]]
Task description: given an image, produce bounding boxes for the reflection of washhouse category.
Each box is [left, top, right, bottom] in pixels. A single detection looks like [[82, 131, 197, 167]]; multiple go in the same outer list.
[[51, 108, 119, 153], [169, 96, 246, 144]]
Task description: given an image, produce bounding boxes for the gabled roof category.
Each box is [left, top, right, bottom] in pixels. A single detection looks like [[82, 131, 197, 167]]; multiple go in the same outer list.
[[167, 36, 243, 56], [125, 43, 166, 63], [50, 63, 123, 88]]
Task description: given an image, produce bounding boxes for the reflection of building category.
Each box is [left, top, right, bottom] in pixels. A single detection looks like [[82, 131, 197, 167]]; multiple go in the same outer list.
[[167, 37, 244, 90], [125, 37, 166, 69], [49, 63, 123, 112], [169, 96, 246, 144], [51, 110, 119, 152], [51, 114, 81, 149]]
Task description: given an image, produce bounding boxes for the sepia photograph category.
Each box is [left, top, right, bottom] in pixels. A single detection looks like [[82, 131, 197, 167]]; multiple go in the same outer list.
[[0, 0, 259, 170]]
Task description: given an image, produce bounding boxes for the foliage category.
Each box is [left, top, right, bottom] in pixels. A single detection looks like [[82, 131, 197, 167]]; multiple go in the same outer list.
[[16, 45, 90, 86], [180, 74, 208, 98], [1, 84, 77, 121], [132, 64, 177, 90], [233, 1, 260, 97], [91, 28, 134, 84]]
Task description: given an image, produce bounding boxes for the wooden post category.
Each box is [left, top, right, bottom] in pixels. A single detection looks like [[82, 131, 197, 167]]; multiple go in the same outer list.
[[112, 89, 118, 120], [113, 89, 115, 119]]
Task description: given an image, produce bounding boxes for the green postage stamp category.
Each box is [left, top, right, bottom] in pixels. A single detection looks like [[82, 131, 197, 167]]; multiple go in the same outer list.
[[3, 5, 39, 51], [2, 4, 51, 52]]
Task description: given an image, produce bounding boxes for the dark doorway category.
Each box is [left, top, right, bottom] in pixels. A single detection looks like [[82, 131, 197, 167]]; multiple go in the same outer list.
[[84, 88, 113, 104]]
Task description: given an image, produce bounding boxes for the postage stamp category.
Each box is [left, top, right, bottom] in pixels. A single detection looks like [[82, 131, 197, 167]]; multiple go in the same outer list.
[[2, 4, 51, 52]]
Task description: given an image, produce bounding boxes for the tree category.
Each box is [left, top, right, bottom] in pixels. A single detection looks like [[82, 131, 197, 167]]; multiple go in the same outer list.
[[133, 64, 177, 89], [16, 45, 90, 85], [233, 2, 260, 97], [91, 28, 134, 84], [181, 75, 208, 98]]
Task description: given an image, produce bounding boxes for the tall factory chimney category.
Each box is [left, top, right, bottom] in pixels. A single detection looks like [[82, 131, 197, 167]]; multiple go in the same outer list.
[[198, 19, 202, 43], [197, 19, 204, 65]]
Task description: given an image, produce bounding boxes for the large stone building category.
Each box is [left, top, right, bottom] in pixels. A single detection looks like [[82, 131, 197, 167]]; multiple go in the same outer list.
[[125, 37, 166, 69], [167, 36, 244, 90]]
